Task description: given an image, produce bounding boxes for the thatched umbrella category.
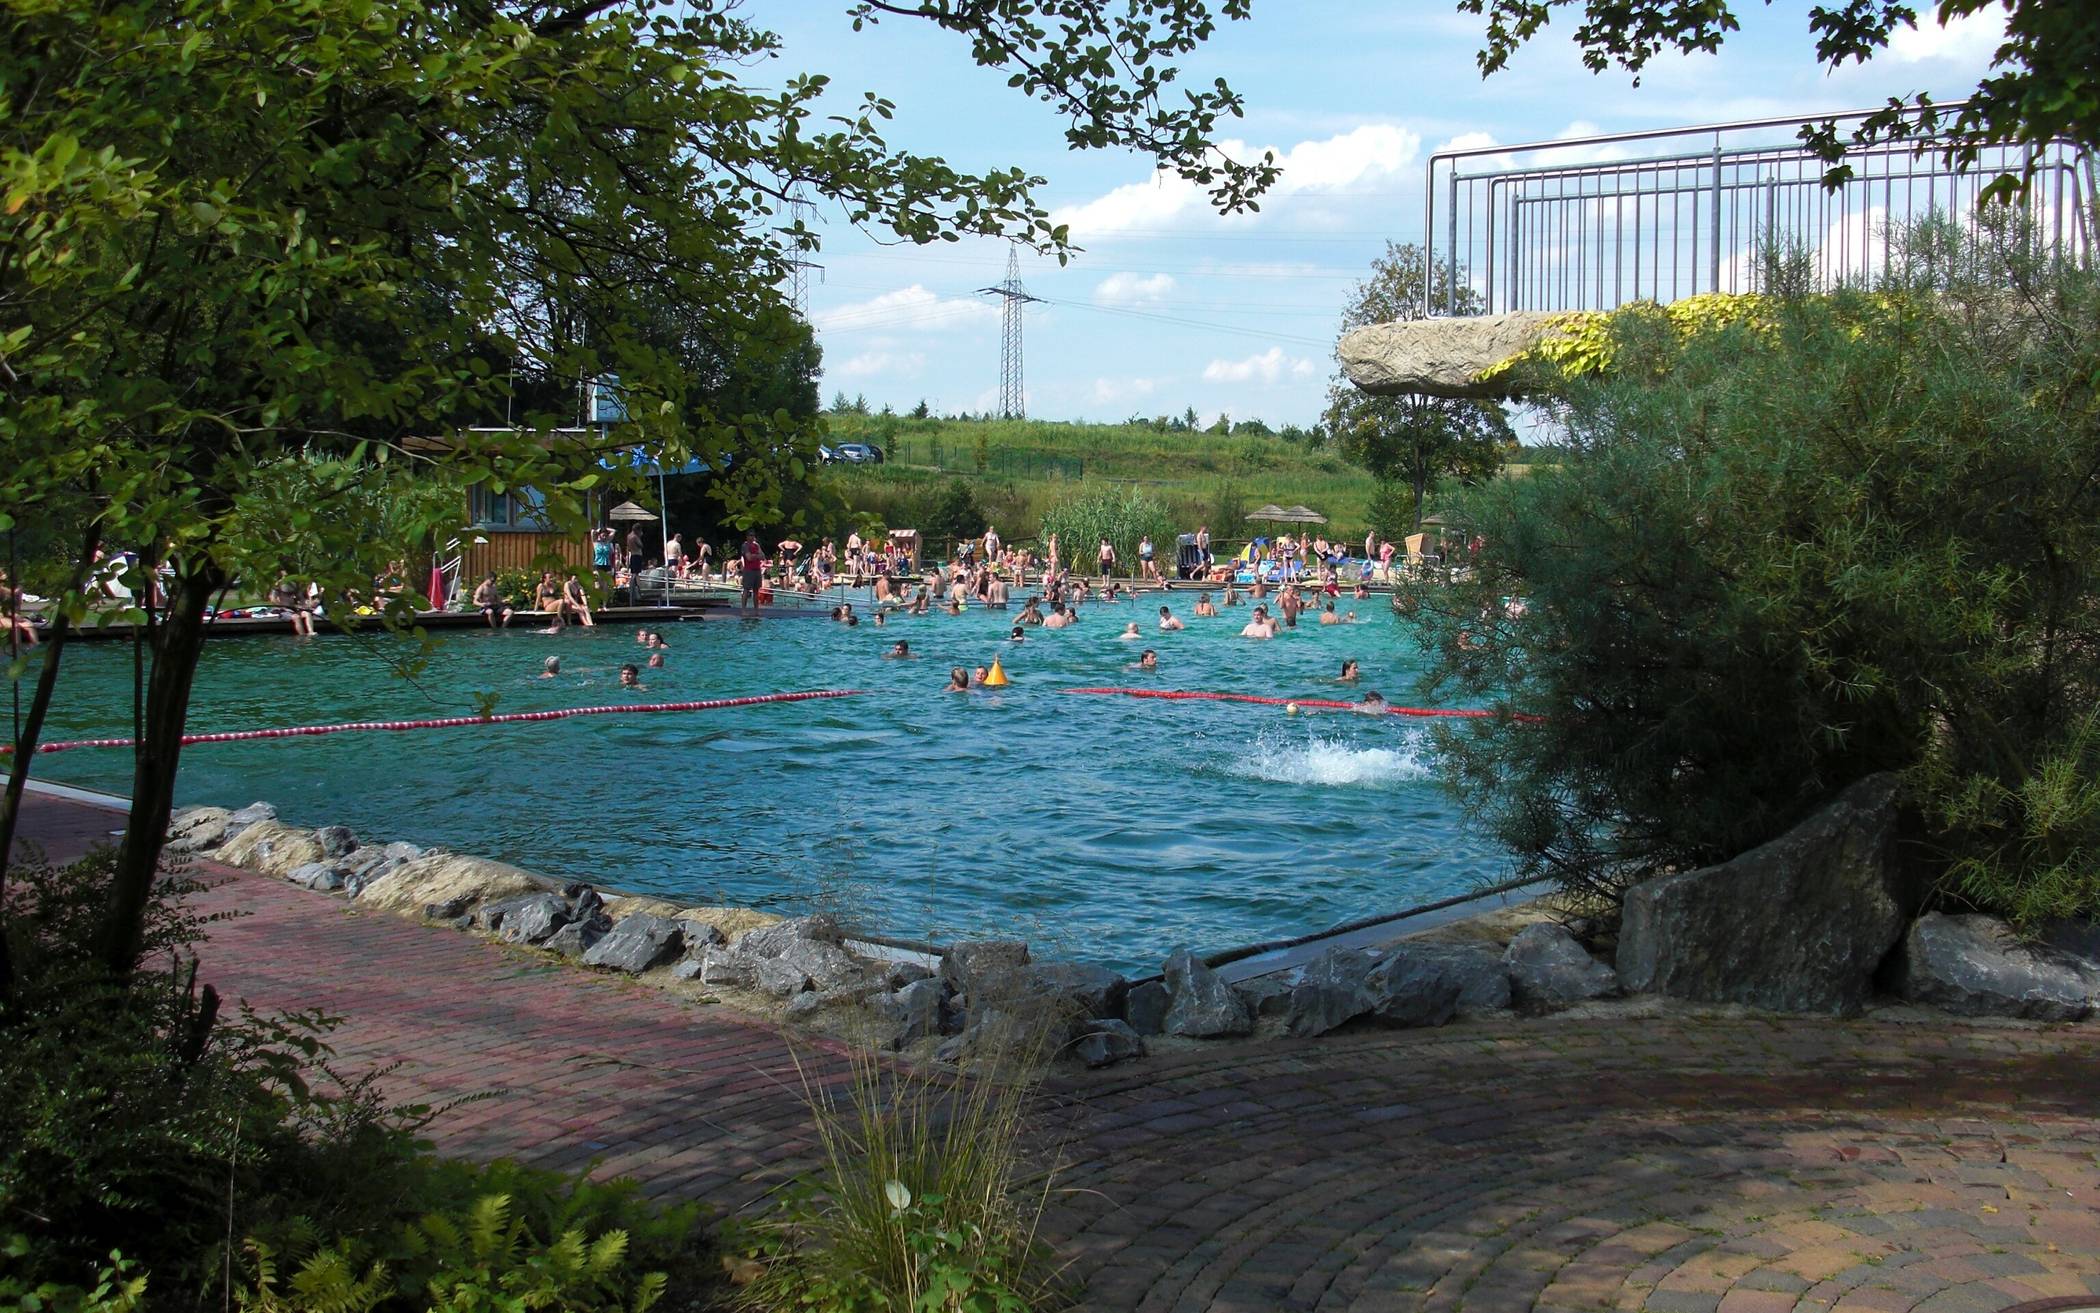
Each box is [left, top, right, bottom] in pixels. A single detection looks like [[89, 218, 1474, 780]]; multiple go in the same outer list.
[[607, 500, 655, 522]]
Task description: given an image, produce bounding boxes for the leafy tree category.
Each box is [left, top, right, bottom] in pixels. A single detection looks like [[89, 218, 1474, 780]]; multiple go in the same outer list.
[[1459, 0, 2097, 196], [1232, 417, 1272, 436], [1324, 242, 1516, 531], [1206, 412, 1232, 436], [917, 479, 987, 552], [1403, 216, 2100, 919], [0, 0, 1275, 989], [910, 399, 930, 420], [1181, 406, 1201, 431]]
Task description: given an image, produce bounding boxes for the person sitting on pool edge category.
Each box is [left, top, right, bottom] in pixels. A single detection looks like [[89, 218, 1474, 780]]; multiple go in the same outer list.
[[944, 666, 969, 692], [886, 639, 913, 658], [472, 573, 512, 629], [1158, 605, 1184, 632]]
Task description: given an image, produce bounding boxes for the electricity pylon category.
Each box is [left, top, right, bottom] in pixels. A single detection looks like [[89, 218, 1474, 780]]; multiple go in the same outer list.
[[978, 244, 1040, 419]]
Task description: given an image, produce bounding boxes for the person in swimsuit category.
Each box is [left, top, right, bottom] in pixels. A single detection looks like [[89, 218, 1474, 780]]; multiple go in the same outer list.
[[619, 663, 643, 689], [945, 667, 969, 692], [563, 574, 595, 626], [540, 656, 561, 678], [1158, 604, 1184, 631], [1339, 659, 1360, 682], [1193, 593, 1217, 618], [738, 531, 765, 614], [1097, 537, 1115, 579]]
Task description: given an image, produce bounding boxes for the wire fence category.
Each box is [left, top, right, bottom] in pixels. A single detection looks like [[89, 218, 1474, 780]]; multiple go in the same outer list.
[[875, 435, 1088, 482], [1426, 109, 2096, 315]]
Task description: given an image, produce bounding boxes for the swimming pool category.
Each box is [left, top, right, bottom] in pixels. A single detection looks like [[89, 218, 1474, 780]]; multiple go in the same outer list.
[[28, 597, 1511, 973]]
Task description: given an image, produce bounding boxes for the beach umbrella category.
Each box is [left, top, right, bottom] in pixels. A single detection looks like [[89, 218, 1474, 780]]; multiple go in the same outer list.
[[607, 501, 655, 522], [1245, 504, 1290, 522], [1284, 505, 1329, 524]]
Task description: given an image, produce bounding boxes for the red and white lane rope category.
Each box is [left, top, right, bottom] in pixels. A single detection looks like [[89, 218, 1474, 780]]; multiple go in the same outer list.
[[1061, 687, 1539, 721], [3, 689, 865, 756]]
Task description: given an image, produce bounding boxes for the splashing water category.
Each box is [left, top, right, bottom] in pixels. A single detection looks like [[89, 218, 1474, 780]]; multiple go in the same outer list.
[[1228, 725, 1435, 788]]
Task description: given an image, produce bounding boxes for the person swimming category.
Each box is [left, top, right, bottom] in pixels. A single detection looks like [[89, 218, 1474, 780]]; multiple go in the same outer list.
[[539, 656, 561, 678], [1339, 659, 1360, 682], [1010, 625, 1025, 642], [1193, 593, 1217, 617], [1119, 621, 1141, 640], [647, 651, 665, 668], [1319, 600, 1341, 625], [1240, 605, 1276, 639], [618, 663, 642, 689], [1158, 605, 1184, 632], [886, 640, 913, 658], [972, 665, 990, 687], [1352, 690, 1387, 715], [1133, 648, 1158, 671], [945, 666, 969, 692]]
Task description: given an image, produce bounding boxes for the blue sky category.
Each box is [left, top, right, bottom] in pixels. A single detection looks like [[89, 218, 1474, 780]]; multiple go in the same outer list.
[[762, 2, 2008, 428]]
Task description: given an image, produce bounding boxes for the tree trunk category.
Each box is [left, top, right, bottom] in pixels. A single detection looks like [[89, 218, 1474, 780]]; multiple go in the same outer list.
[[1, 521, 104, 1006], [95, 558, 222, 980], [1410, 470, 1427, 532]]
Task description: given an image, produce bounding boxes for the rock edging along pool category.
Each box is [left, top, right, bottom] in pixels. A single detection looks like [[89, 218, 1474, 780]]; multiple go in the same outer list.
[[32, 599, 1512, 974]]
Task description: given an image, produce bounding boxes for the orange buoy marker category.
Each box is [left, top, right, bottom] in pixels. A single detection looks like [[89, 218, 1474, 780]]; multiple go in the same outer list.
[[982, 656, 1010, 687]]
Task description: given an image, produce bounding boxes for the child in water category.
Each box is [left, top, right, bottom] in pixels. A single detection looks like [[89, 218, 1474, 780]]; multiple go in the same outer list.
[[944, 667, 969, 692]]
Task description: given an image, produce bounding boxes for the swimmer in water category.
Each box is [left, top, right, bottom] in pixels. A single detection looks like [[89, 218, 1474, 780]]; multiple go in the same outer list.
[[1158, 605, 1184, 632], [886, 640, 913, 659], [1240, 605, 1277, 639], [618, 663, 642, 689], [1134, 648, 1158, 671], [1339, 659, 1360, 683], [1352, 690, 1388, 715], [1223, 582, 1242, 607], [945, 666, 969, 692], [1010, 625, 1025, 642], [647, 651, 665, 668], [540, 656, 561, 678], [972, 665, 990, 687], [1344, 610, 1358, 623], [1193, 593, 1217, 618], [635, 629, 651, 646], [1319, 600, 1341, 625], [1119, 621, 1141, 640]]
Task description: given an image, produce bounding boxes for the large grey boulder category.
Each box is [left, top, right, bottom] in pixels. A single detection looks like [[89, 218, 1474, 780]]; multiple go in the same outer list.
[[1339, 310, 1561, 400], [1073, 1019, 1147, 1069], [1123, 980, 1170, 1036], [1285, 948, 1378, 1038], [697, 945, 756, 988], [1892, 913, 2096, 1021], [543, 913, 611, 959], [285, 861, 346, 892], [1232, 974, 1296, 1020], [487, 893, 570, 945], [312, 825, 358, 858], [582, 912, 683, 973], [1161, 949, 1253, 1038], [1368, 942, 1509, 1019], [1506, 923, 1619, 1012], [873, 978, 945, 1049], [1017, 961, 1128, 1020], [940, 940, 1032, 999], [776, 938, 869, 993], [736, 915, 841, 958], [220, 801, 277, 843], [676, 917, 727, 951], [166, 807, 233, 854], [1617, 774, 1912, 1015]]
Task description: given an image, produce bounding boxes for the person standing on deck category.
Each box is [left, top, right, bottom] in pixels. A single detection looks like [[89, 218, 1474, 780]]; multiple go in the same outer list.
[[624, 526, 645, 581], [1097, 536, 1116, 580], [738, 530, 765, 614]]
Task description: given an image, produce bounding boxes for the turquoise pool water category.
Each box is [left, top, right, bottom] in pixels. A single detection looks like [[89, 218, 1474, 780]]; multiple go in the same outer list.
[[29, 597, 1509, 973]]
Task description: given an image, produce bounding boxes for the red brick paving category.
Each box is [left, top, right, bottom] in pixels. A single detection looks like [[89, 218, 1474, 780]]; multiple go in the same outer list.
[[16, 790, 2100, 1313]]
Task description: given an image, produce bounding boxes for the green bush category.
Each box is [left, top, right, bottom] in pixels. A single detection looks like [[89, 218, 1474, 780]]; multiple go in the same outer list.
[[490, 568, 538, 609], [0, 850, 710, 1309], [1403, 216, 2100, 918]]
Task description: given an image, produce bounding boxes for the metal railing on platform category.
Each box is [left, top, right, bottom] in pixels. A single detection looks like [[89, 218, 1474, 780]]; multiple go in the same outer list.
[[1425, 108, 2096, 316]]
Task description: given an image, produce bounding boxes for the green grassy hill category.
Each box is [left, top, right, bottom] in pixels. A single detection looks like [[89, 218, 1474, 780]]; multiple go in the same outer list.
[[823, 414, 1378, 549]]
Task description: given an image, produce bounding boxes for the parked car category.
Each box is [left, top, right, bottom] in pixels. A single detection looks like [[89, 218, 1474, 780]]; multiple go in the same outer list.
[[833, 442, 884, 464]]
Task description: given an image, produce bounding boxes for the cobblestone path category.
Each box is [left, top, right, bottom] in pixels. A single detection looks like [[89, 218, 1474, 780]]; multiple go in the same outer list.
[[18, 791, 2100, 1313]]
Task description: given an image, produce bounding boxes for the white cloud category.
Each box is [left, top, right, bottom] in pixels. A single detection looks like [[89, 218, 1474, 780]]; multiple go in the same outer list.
[[1089, 376, 1158, 405], [1051, 122, 1423, 240], [1888, 8, 2004, 64], [1202, 347, 1316, 385], [833, 349, 926, 379], [812, 284, 995, 334], [1093, 272, 1176, 305]]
